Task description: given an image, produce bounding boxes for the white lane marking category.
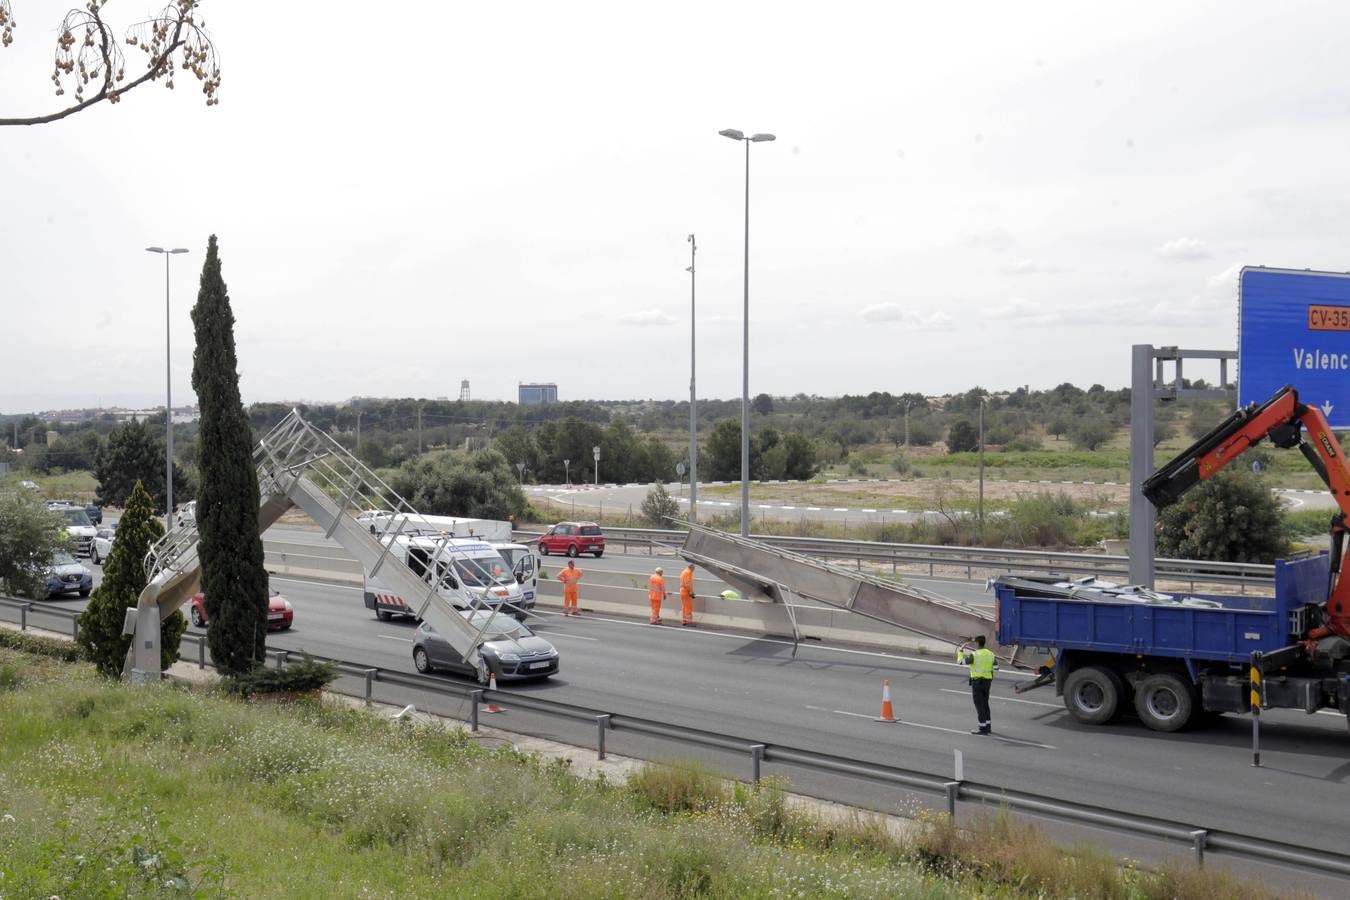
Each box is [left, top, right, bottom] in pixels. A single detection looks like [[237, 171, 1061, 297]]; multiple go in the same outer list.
[[804, 705, 1056, 749], [537, 630, 599, 641], [807, 507, 821, 511], [862, 508, 877, 513], [271, 575, 363, 592], [833, 507, 849, 512], [940, 688, 1060, 708], [378, 635, 413, 643], [783, 506, 796, 510]]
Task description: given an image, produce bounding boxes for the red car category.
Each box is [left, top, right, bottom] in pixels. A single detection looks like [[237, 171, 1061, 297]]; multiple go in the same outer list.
[[537, 521, 605, 558], [189, 580, 293, 630]]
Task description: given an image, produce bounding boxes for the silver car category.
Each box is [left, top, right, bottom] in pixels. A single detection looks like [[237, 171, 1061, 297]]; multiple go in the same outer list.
[[412, 611, 559, 682]]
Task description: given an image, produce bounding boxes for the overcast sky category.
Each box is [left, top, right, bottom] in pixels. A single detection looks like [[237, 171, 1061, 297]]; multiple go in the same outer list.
[[5, 0, 1350, 413]]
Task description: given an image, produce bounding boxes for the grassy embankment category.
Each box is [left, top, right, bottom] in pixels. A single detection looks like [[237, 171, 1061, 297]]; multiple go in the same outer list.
[[0, 635, 1292, 899], [0, 470, 99, 500]]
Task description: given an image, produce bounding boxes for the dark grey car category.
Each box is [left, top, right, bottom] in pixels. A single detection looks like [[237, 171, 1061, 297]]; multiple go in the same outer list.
[[412, 611, 559, 682]]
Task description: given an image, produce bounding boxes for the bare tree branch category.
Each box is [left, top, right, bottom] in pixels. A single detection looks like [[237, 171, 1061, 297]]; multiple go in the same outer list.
[[0, 1, 221, 127]]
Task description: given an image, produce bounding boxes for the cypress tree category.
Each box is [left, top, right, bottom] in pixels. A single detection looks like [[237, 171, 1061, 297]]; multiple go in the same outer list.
[[77, 481, 186, 677], [191, 235, 268, 675]]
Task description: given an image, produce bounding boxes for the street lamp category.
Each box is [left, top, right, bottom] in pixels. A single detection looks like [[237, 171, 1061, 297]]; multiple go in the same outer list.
[[719, 127, 776, 538], [563, 458, 571, 486], [593, 445, 601, 485], [686, 233, 698, 524], [978, 396, 988, 528], [146, 245, 189, 532]]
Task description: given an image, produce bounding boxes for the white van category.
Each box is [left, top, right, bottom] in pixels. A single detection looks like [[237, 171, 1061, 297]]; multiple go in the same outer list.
[[363, 535, 529, 621], [364, 513, 513, 542], [490, 542, 540, 613]]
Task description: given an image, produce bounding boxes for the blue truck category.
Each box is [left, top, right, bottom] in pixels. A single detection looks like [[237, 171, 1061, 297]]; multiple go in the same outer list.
[[994, 554, 1343, 731], [994, 385, 1350, 732]]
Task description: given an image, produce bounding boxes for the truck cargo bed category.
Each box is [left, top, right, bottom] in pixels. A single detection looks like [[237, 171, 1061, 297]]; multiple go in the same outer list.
[[995, 554, 1328, 664]]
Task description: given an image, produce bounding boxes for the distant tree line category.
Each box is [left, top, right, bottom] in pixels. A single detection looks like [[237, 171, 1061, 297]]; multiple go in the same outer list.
[[1, 379, 1245, 493]]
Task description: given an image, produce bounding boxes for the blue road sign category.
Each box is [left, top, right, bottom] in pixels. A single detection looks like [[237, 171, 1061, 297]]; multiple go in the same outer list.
[[1239, 267, 1350, 427]]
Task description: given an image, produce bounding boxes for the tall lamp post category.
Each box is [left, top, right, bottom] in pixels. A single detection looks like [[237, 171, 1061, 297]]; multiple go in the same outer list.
[[146, 245, 189, 532], [686, 233, 698, 524], [718, 127, 776, 538]]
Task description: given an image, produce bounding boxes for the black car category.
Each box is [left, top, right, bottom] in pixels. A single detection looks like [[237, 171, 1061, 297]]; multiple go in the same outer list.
[[412, 611, 559, 682], [85, 502, 102, 525]]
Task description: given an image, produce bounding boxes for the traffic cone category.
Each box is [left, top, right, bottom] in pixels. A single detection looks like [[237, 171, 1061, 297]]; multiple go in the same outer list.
[[484, 671, 505, 713], [876, 679, 898, 723]]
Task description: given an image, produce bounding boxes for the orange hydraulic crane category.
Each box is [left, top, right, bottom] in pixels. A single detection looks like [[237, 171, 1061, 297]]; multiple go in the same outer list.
[[1143, 384, 1350, 642]]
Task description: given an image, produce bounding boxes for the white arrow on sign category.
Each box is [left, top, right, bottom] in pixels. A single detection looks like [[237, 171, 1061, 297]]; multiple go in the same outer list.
[[1323, 400, 1335, 417]]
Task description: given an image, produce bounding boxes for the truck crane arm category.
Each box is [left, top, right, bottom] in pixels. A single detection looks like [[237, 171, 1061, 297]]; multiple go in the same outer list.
[[1142, 384, 1350, 639]]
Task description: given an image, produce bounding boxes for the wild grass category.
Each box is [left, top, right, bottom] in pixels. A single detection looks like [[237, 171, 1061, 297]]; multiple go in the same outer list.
[[0, 648, 1308, 898]]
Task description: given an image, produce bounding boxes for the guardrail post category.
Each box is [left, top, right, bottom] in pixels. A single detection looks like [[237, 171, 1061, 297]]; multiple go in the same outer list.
[[20, 602, 29, 631], [469, 689, 482, 732], [197, 637, 206, 670], [1190, 829, 1208, 866], [596, 714, 611, 759], [363, 668, 376, 705], [275, 650, 288, 670], [71, 617, 79, 640], [944, 781, 961, 818], [750, 744, 766, 783]]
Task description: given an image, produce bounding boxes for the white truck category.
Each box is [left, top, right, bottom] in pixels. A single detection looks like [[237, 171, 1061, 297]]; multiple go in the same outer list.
[[363, 534, 530, 621]]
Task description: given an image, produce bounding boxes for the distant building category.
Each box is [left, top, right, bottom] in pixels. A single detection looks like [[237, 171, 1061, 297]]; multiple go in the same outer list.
[[518, 382, 558, 405]]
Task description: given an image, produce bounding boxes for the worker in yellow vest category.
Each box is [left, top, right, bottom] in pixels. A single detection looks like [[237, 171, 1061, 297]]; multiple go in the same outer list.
[[647, 566, 667, 625], [957, 635, 998, 735]]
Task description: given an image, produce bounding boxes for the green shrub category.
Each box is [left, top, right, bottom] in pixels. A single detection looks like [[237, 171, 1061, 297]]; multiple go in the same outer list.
[[891, 455, 912, 475], [222, 655, 338, 698], [847, 457, 869, 476], [627, 760, 727, 813], [0, 628, 84, 661]]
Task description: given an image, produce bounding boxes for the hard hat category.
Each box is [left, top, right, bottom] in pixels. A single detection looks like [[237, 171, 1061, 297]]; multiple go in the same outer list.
[[655, 566, 663, 573]]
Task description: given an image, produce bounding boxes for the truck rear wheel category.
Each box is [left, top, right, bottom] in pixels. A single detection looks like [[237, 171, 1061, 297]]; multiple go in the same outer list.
[[1063, 666, 1123, 725], [1134, 673, 1195, 732]]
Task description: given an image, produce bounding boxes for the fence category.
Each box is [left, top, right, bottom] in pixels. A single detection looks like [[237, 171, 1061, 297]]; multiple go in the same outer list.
[[1, 597, 1345, 880]]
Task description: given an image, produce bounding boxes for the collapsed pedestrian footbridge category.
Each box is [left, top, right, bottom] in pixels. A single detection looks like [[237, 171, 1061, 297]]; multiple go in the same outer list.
[[678, 524, 1024, 665], [127, 410, 519, 680]]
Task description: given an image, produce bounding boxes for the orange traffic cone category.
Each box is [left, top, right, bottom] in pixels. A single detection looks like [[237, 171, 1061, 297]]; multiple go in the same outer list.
[[876, 679, 897, 723], [484, 671, 505, 714]]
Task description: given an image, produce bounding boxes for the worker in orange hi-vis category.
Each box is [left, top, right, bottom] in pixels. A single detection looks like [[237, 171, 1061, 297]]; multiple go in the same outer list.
[[647, 566, 667, 625], [679, 563, 697, 627], [558, 559, 583, 616]]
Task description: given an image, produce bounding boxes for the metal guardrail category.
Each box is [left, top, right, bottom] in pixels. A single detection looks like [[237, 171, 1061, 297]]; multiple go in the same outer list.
[[2, 600, 1344, 879], [515, 526, 1277, 590]]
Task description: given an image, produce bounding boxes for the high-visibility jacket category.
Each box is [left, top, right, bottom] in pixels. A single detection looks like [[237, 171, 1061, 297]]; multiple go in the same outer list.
[[680, 567, 695, 597], [648, 573, 666, 600], [958, 646, 997, 680], [559, 567, 583, 591]]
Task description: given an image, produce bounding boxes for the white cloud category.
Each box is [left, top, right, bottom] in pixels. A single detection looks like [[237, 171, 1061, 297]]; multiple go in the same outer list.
[[617, 309, 676, 327], [860, 302, 905, 322], [1156, 237, 1211, 261], [859, 304, 953, 329], [1003, 259, 1062, 275]]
